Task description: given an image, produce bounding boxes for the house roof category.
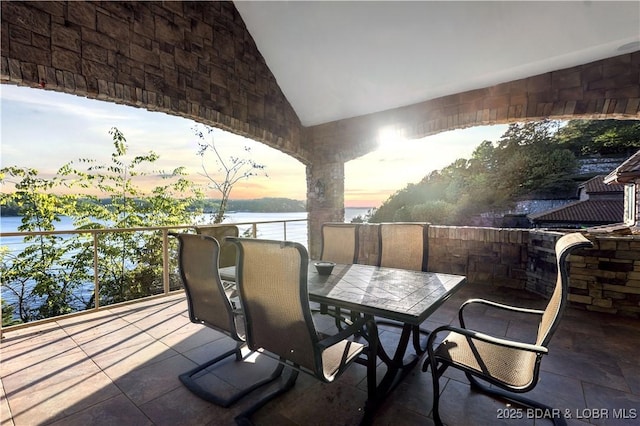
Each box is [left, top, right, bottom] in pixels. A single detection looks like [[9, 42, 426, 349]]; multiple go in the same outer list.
[[528, 199, 623, 224], [234, 2, 640, 126], [582, 175, 625, 194], [604, 150, 640, 184]]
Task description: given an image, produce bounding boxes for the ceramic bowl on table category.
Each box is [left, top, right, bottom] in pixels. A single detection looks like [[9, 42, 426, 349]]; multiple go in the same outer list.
[[314, 261, 336, 275]]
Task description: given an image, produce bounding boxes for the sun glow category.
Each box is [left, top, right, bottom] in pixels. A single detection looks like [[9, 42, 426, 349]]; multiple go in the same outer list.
[[377, 126, 407, 148]]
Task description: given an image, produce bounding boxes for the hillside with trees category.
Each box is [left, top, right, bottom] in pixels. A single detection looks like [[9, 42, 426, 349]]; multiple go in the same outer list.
[[368, 120, 640, 225]]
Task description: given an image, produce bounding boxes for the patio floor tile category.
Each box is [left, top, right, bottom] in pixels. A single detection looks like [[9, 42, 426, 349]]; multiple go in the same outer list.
[[2, 287, 639, 426]]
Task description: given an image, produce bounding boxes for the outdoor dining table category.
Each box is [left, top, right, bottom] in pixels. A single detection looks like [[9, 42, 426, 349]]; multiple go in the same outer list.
[[219, 261, 467, 422]]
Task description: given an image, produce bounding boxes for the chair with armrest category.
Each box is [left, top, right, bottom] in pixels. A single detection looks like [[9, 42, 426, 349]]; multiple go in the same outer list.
[[169, 232, 284, 407], [422, 232, 593, 426], [377, 222, 430, 352], [227, 237, 376, 425], [319, 223, 360, 327]]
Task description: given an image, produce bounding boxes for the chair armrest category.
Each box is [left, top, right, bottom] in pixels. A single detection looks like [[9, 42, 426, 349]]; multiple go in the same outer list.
[[428, 325, 549, 354], [459, 298, 544, 328], [316, 316, 368, 350]]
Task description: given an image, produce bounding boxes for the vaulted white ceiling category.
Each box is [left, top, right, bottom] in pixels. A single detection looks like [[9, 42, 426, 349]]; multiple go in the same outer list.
[[234, 1, 640, 126]]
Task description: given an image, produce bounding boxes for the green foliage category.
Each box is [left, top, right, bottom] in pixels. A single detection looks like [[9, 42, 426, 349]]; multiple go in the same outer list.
[[58, 127, 202, 305], [1, 127, 202, 324], [556, 120, 640, 155], [409, 201, 456, 224], [0, 166, 91, 322], [225, 198, 305, 212], [1, 298, 19, 326], [370, 119, 638, 225]]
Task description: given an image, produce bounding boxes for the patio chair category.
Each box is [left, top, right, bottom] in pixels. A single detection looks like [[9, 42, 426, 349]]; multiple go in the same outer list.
[[196, 224, 240, 297], [195, 224, 239, 268], [320, 222, 360, 264], [170, 233, 284, 407], [378, 222, 429, 271], [422, 232, 593, 426], [227, 237, 374, 425], [319, 223, 360, 328], [377, 222, 430, 352]]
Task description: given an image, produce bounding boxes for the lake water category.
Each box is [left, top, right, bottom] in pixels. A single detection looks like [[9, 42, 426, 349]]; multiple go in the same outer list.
[[0, 207, 373, 264], [0, 207, 372, 234], [0, 207, 373, 316]]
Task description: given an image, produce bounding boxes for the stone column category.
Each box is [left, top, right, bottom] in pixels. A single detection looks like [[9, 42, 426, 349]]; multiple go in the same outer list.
[[306, 161, 345, 259]]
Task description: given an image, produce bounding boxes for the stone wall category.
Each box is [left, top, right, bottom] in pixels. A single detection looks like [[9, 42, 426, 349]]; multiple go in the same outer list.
[[428, 226, 529, 288], [306, 162, 346, 259], [578, 156, 628, 175], [0, 0, 307, 161], [354, 224, 528, 286], [561, 234, 640, 317], [3, 1, 639, 166], [355, 225, 640, 318]]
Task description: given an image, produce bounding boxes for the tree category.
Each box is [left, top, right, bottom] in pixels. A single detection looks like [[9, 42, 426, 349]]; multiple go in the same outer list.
[[60, 127, 202, 305], [556, 119, 640, 155], [0, 166, 91, 322], [194, 125, 267, 223], [368, 119, 600, 225], [1, 128, 202, 324]]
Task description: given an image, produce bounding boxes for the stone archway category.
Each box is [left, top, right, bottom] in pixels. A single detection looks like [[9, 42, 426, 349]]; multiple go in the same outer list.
[[1, 1, 309, 162]]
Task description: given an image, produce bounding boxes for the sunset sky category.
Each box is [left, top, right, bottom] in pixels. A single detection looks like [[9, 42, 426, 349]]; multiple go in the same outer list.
[[1, 84, 508, 208]]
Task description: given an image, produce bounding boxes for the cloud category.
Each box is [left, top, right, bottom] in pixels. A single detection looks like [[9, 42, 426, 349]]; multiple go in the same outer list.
[[1, 85, 130, 121]]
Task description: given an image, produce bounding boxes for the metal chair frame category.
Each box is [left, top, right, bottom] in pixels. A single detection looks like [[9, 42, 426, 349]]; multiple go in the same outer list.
[[376, 222, 431, 354], [422, 232, 593, 426], [170, 232, 283, 408], [319, 223, 361, 328], [228, 237, 376, 425]]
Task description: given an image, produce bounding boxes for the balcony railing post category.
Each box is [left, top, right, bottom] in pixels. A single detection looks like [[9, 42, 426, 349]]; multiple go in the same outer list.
[[93, 233, 100, 310], [162, 229, 170, 295]]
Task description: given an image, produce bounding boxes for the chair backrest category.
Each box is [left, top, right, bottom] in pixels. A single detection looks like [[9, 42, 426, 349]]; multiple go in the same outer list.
[[320, 223, 359, 264], [195, 225, 239, 267], [170, 233, 242, 341], [378, 222, 429, 271], [536, 232, 593, 346], [228, 237, 322, 376]]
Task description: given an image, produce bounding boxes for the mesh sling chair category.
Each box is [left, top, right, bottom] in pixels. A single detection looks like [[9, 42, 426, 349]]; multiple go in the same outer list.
[[195, 225, 239, 268], [319, 223, 360, 328], [377, 222, 430, 353], [227, 237, 375, 425], [422, 232, 593, 426], [378, 222, 429, 271], [170, 233, 284, 407], [320, 222, 360, 264], [196, 225, 240, 299]]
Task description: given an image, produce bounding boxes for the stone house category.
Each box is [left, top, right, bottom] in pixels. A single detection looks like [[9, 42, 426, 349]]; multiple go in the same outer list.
[[528, 175, 624, 229], [604, 149, 640, 231]]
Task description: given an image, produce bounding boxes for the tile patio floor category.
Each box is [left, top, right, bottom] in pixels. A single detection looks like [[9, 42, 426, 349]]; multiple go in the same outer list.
[[1, 284, 639, 426]]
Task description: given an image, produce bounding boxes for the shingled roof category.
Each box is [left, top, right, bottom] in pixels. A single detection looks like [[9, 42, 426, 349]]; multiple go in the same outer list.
[[530, 174, 625, 227], [604, 149, 640, 184], [528, 199, 623, 224], [582, 175, 625, 194]]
